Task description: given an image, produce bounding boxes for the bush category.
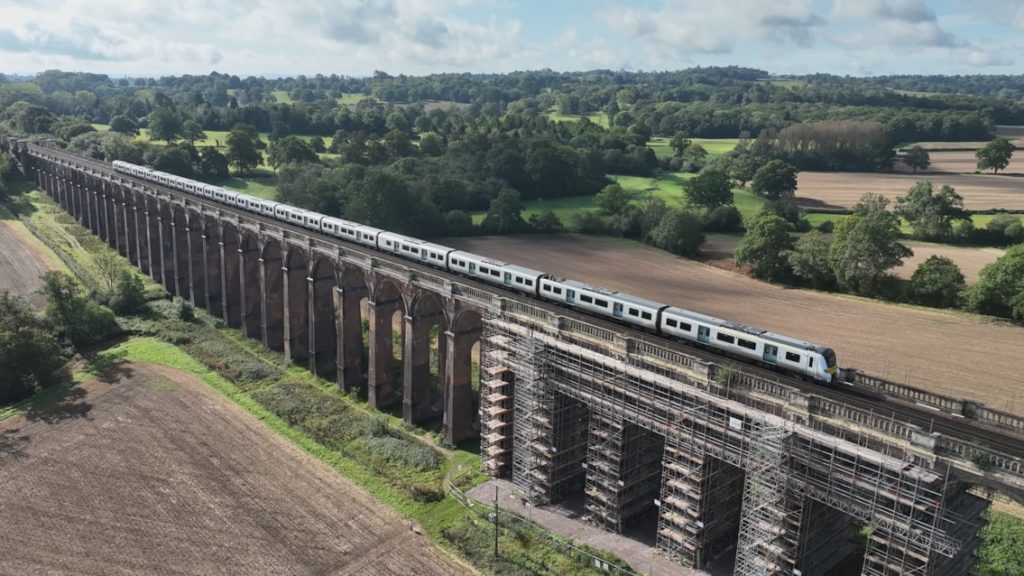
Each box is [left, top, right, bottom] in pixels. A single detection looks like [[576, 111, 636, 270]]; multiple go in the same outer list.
[[908, 256, 966, 309], [109, 271, 147, 315], [704, 205, 743, 233], [40, 271, 120, 349], [817, 220, 835, 233], [570, 211, 612, 235], [177, 299, 196, 322], [0, 290, 67, 405], [358, 435, 441, 471]]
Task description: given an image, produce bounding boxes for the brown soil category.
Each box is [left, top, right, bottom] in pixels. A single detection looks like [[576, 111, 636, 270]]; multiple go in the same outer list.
[[899, 242, 1004, 283], [795, 171, 1024, 211], [446, 235, 1024, 411], [895, 150, 1024, 175], [0, 219, 63, 309], [0, 363, 468, 576]]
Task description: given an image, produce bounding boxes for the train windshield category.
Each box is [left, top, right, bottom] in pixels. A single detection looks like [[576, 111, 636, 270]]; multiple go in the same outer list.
[[823, 348, 837, 367]]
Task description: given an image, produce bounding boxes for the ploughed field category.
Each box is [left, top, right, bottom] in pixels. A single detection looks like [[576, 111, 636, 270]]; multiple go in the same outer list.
[[795, 171, 1024, 211], [0, 216, 62, 309], [895, 150, 1024, 174], [0, 363, 465, 576], [445, 235, 1024, 410]]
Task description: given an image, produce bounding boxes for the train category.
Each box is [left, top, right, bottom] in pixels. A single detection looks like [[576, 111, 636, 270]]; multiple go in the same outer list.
[[111, 159, 840, 383]]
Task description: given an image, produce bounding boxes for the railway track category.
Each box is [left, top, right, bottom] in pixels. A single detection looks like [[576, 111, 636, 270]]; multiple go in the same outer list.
[[30, 145, 1024, 461]]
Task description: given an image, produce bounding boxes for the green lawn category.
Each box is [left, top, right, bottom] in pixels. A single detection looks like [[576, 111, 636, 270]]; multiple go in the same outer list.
[[472, 171, 765, 229], [648, 137, 739, 159], [546, 108, 610, 127], [337, 93, 366, 106], [219, 174, 278, 200], [270, 90, 294, 104]]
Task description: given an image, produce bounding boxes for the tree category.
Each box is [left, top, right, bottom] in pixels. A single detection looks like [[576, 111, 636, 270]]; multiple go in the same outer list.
[[751, 159, 798, 200], [39, 271, 119, 349], [648, 209, 704, 257], [528, 210, 564, 233], [735, 212, 795, 282], [968, 244, 1024, 321], [481, 188, 528, 234], [226, 129, 262, 174], [93, 250, 124, 294], [0, 290, 66, 405], [109, 270, 147, 315], [109, 115, 140, 136], [147, 107, 182, 142], [903, 145, 930, 173], [594, 184, 633, 216], [908, 256, 965, 309], [309, 136, 326, 153], [267, 136, 319, 169], [669, 133, 691, 156], [419, 132, 445, 157], [684, 169, 733, 210], [788, 231, 836, 290], [976, 137, 1015, 174], [829, 208, 912, 296], [729, 153, 760, 187], [198, 147, 230, 181], [895, 182, 969, 241], [976, 512, 1024, 576], [182, 120, 206, 145], [704, 205, 743, 233]]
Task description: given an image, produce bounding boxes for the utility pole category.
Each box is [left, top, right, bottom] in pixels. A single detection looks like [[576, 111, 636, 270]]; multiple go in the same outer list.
[[493, 485, 499, 560]]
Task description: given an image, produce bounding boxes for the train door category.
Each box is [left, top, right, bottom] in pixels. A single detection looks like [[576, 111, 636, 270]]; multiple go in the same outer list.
[[566, 289, 576, 304], [697, 325, 711, 344], [469, 262, 476, 274], [503, 272, 512, 285], [612, 303, 624, 318], [763, 344, 778, 363]]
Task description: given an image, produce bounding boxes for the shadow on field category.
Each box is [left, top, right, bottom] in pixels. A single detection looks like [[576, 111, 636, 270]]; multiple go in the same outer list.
[[0, 429, 31, 458], [0, 182, 40, 219], [24, 386, 93, 424]]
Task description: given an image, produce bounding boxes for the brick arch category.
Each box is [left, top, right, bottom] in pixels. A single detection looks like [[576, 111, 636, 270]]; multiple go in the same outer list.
[[367, 276, 407, 409], [187, 208, 206, 307], [171, 204, 190, 299], [220, 222, 242, 327], [202, 215, 222, 317], [336, 264, 370, 393], [445, 306, 484, 445], [157, 200, 175, 294], [309, 255, 339, 378], [238, 232, 262, 339], [283, 245, 310, 363], [260, 238, 285, 351], [403, 288, 449, 426]]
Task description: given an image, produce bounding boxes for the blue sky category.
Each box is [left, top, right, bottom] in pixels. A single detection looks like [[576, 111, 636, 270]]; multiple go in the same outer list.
[[0, 0, 1021, 77]]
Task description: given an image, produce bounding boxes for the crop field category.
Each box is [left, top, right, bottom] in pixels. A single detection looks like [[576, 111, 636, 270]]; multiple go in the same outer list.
[[0, 203, 64, 308], [795, 171, 1024, 211], [443, 234, 1024, 409], [0, 361, 465, 576], [899, 241, 1004, 283], [896, 150, 1024, 174]]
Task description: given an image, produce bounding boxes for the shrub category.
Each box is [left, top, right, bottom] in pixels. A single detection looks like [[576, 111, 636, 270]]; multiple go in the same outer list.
[[177, 299, 196, 322], [109, 271, 147, 315], [704, 205, 743, 233], [359, 435, 442, 471], [817, 220, 835, 233]]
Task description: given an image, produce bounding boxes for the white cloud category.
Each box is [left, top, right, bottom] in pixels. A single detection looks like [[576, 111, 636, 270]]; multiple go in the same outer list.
[[832, 0, 936, 23]]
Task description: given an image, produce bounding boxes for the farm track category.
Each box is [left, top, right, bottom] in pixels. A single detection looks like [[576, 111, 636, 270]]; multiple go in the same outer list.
[[0, 362, 466, 575], [32, 149, 1024, 460]]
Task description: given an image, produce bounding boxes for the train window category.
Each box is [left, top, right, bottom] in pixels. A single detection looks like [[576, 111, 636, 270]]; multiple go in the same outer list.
[[628, 308, 639, 317], [490, 270, 500, 277], [411, 248, 419, 254], [716, 333, 735, 344], [553, 287, 562, 295], [525, 279, 533, 287], [641, 312, 652, 320], [666, 318, 677, 327], [385, 241, 392, 246], [595, 299, 608, 308], [580, 295, 593, 304], [515, 277, 523, 284], [480, 266, 490, 274], [785, 352, 801, 363], [738, 338, 756, 350], [809, 358, 815, 367], [680, 322, 692, 332]]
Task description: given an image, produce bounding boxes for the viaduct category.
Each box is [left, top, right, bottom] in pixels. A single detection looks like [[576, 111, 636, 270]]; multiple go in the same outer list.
[[10, 139, 1024, 576]]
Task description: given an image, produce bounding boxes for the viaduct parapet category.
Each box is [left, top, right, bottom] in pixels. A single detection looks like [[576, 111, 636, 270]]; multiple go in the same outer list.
[[11, 140, 1024, 576]]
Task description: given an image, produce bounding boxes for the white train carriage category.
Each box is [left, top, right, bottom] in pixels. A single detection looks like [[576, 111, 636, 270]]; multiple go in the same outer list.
[[353, 225, 383, 249], [448, 252, 546, 295], [539, 278, 665, 331], [378, 232, 453, 268], [659, 307, 837, 382], [321, 217, 363, 244]]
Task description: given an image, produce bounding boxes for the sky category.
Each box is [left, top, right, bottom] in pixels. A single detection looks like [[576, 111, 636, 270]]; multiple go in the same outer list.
[[0, 0, 1022, 78]]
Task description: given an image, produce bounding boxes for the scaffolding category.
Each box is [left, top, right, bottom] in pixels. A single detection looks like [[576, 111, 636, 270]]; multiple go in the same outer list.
[[482, 315, 962, 574], [734, 424, 796, 576], [479, 323, 514, 477]]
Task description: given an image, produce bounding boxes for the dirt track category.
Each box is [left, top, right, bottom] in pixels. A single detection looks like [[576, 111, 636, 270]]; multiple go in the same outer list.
[[0, 363, 467, 576], [795, 171, 1024, 211], [0, 217, 62, 309], [446, 235, 1024, 411]]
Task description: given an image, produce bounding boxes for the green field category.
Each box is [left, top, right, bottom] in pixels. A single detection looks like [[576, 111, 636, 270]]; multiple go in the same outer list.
[[338, 92, 366, 105], [471, 171, 765, 229], [546, 109, 610, 127], [647, 137, 739, 159], [270, 90, 294, 104]]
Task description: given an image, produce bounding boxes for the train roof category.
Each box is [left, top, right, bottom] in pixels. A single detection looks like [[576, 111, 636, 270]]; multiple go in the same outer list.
[[664, 307, 821, 351], [554, 278, 665, 309]]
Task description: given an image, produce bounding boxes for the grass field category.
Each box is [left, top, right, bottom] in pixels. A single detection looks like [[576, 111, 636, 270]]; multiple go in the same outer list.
[[647, 137, 739, 159], [546, 108, 610, 127]]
